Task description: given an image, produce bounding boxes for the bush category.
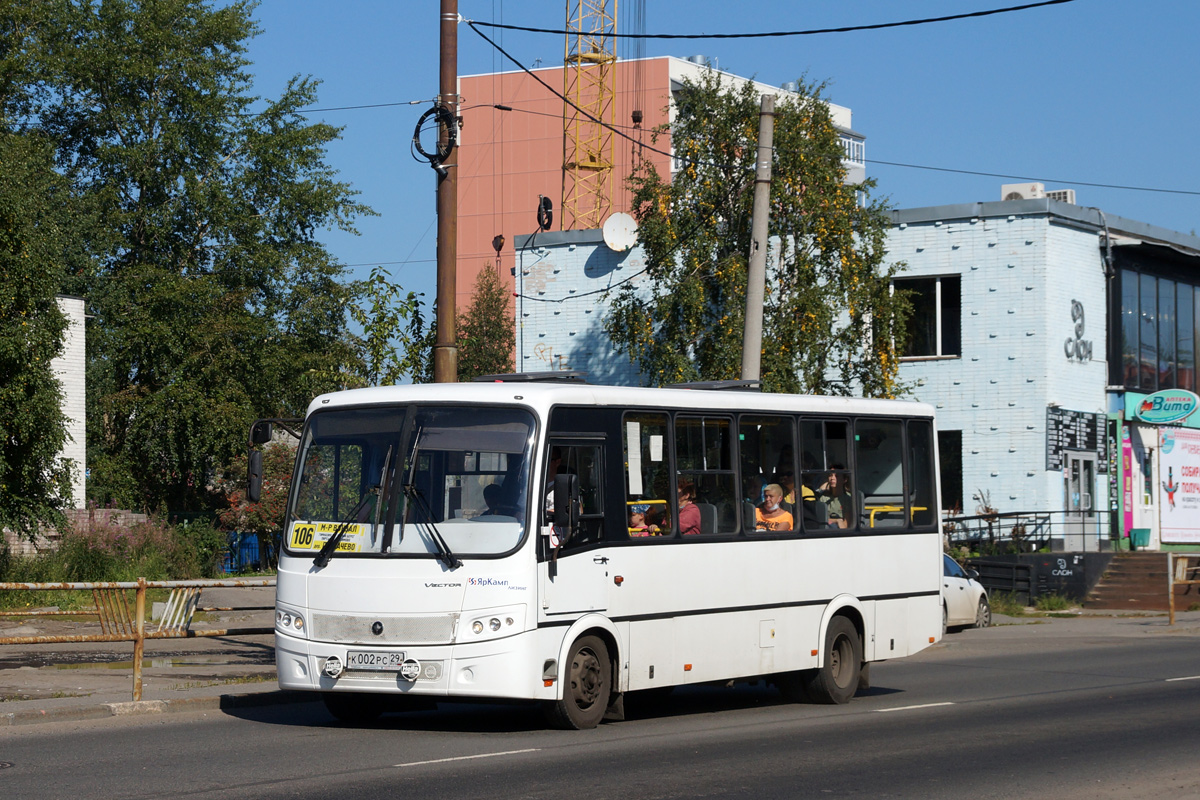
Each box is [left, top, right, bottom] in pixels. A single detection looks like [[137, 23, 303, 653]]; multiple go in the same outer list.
[[0, 513, 228, 590], [1034, 592, 1075, 612]]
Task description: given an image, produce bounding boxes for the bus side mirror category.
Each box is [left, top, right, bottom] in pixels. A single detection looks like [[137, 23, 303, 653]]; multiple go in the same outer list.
[[553, 473, 579, 538], [247, 449, 264, 503], [250, 420, 273, 445]]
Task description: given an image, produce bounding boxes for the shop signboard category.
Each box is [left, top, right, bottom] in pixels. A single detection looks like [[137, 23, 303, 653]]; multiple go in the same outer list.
[[1157, 427, 1200, 543], [1135, 389, 1200, 426]]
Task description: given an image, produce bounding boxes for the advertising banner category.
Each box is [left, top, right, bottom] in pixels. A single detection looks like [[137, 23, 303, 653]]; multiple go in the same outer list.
[[1157, 427, 1200, 543]]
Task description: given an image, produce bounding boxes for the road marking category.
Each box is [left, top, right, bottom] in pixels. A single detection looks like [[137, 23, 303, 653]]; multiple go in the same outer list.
[[1165, 675, 1200, 682], [395, 749, 541, 768], [875, 702, 955, 713]]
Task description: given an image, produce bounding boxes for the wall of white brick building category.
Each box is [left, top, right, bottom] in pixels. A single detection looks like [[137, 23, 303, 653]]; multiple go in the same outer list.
[[888, 205, 1110, 517], [53, 295, 86, 509]]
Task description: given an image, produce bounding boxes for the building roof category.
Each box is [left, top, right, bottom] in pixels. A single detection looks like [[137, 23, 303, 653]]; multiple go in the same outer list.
[[891, 199, 1200, 257]]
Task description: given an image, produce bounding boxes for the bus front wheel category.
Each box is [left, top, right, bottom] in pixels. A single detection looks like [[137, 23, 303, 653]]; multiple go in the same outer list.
[[805, 616, 862, 705], [544, 635, 611, 729]]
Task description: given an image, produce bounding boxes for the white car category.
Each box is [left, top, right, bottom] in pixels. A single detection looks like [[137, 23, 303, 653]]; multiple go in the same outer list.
[[942, 554, 991, 632]]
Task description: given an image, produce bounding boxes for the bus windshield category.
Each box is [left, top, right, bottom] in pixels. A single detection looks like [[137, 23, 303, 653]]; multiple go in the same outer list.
[[285, 405, 535, 559]]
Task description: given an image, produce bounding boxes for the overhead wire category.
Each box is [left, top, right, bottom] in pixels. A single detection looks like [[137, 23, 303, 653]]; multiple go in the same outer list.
[[465, 0, 1075, 39]]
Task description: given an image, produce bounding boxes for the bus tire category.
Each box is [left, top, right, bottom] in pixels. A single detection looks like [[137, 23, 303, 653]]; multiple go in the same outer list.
[[805, 616, 862, 705], [322, 691, 383, 724], [544, 635, 611, 729]]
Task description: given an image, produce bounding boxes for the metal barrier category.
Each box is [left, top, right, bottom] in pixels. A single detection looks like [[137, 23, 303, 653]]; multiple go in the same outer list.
[[0, 578, 275, 700], [1168, 553, 1200, 625], [945, 509, 1114, 554]]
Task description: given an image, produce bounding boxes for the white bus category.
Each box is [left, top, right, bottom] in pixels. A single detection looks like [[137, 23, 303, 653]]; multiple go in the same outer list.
[[260, 376, 943, 728]]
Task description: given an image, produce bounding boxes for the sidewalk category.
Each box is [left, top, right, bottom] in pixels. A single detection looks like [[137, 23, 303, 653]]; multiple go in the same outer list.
[[0, 586, 314, 726]]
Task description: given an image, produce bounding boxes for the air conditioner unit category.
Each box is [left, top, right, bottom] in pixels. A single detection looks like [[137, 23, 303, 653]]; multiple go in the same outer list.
[[1046, 188, 1076, 204], [1001, 182, 1045, 201]]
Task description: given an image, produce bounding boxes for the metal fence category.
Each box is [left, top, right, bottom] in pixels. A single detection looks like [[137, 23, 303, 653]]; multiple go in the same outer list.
[[944, 509, 1116, 554], [0, 578, 275, 701]]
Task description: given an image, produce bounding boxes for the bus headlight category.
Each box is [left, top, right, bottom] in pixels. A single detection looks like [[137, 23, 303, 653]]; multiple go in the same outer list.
[[275, 605, 307, 637], [464, 606, 526, 641]]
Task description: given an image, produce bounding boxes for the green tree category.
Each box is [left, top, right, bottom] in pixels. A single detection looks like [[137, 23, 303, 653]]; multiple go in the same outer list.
[[606, 71, 909, 396], [0, 132, 75, 539], [347, 266, 429, 386], [457, 262, 514, 380], [25, 0, 371, 512]]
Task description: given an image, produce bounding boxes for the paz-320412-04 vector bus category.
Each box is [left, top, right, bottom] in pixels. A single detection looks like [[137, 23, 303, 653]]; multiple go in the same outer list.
[[252, 374, 943, 729]]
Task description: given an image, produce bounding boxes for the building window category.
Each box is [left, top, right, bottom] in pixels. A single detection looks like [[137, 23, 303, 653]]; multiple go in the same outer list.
[[937, 430, 963, 515], [1118, 268, 1200, 393], [895, 276, 961, 358]]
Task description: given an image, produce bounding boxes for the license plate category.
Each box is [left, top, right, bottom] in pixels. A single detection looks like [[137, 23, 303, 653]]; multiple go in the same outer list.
[[346, 651, 406, 671]]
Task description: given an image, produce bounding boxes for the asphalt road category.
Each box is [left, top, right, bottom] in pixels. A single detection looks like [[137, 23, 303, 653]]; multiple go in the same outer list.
[[3, 614, 1199, 800]]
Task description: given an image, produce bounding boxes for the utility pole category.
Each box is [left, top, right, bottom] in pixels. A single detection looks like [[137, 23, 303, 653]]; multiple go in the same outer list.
[[741, 94, 775, 382], [434, 0, 459, 383]]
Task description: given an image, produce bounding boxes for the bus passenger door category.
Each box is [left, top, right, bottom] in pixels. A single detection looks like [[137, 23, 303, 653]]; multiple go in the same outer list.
[[540, 440, 610, 615]]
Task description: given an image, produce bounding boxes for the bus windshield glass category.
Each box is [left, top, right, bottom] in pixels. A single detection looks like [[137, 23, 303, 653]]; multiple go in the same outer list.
[[285, 405, 535, 559]]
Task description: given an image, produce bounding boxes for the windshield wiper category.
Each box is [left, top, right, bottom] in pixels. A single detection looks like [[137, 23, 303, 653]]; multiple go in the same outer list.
[[403, 483, 462, 571], [371, 445, 395, 547], [313, 487, 378, 569]]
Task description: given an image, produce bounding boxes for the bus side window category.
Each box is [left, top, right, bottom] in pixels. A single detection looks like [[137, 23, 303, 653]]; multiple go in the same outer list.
[[624, 413, 671, 538], [739, 415, 796, 533], [856, 419, 906, 528], [676, 416, 737, 535], [801, 420, 852, 532]]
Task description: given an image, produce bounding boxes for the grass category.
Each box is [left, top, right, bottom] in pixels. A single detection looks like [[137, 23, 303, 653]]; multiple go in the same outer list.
[[989, 591, 1080, 617], [1034, 593, 1075, 612]]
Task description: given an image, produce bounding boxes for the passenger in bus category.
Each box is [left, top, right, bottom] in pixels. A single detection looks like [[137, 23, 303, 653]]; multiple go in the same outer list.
[[755, 484, 794, 532], [677, 478, 701, 536], [644, 504, 667, 535], [628, 505, 650, 536], [817, 468, 849, 529]]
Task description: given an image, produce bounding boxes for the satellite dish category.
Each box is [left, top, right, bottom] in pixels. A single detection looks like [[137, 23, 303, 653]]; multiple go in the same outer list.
[[602, 212, 637, 252]]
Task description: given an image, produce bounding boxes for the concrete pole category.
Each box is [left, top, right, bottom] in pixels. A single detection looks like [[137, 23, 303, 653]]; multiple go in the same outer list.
[[434, 0, 459, 383], [741, 94, 775, 382]]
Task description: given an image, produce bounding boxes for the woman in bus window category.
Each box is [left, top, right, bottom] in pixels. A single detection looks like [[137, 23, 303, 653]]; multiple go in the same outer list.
[[817, 467, 849, 529], [677, 478, 701, 536]]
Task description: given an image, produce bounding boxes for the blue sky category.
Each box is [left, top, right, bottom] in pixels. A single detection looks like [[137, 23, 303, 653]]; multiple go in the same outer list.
[[246, 0, 1200, 303]]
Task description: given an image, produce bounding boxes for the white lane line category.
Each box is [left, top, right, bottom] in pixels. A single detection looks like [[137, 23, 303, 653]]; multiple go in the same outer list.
[[395, 749, 541, 768], [874, 702, 956, 713], [1165, 675, 1200, 682]]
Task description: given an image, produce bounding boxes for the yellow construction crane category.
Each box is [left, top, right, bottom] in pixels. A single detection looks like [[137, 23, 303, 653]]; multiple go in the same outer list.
[[562, 0, 616, 231]]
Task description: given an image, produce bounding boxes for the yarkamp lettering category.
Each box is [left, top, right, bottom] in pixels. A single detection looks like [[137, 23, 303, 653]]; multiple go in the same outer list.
[[468, 578, 510, 587]]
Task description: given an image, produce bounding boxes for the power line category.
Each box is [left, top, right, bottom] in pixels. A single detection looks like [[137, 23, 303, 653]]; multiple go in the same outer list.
[[465, 20, 745, 173], [867, 159, 1200, 198], [294, 99, 428, 114], [465, 0, 1075, 40]]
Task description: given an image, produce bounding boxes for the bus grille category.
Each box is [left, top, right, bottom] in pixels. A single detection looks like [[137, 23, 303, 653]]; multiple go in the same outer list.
[[311, 612, 460, 645]]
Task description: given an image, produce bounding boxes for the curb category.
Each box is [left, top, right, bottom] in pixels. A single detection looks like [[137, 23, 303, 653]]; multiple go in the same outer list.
[[0, 690, 317, 727]]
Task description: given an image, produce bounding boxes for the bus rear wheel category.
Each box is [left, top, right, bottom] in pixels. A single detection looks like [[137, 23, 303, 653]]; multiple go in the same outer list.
[[544, 635, 611, 730], [805, 616, 862, 705]]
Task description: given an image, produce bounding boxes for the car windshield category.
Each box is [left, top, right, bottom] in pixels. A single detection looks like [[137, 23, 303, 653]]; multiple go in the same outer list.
[[285, 405, 535, 558]]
